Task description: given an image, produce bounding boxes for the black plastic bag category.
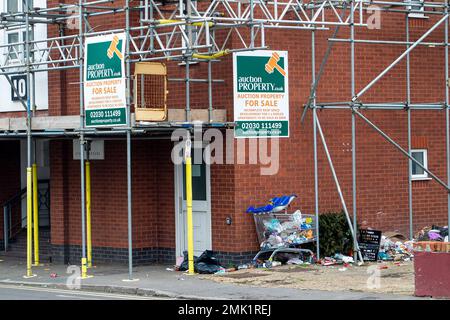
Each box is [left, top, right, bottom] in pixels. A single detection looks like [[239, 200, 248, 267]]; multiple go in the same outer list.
[[178, 250, 223, 274], [197, 250, 221, 266], [178, 251, 198, 271], [196, 262, 223, 274]]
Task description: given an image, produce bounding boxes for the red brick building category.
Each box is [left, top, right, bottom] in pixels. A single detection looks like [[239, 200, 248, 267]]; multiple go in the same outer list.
[[1, 2, 449, 265]]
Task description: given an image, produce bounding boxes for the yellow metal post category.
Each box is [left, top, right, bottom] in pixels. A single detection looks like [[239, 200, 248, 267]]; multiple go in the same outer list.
[[81, 257, 88, 279], [86, 161, 92, 268], [32, 164, 40, 266], [185, 156, 194, 274], [26, 167, 33, 277]]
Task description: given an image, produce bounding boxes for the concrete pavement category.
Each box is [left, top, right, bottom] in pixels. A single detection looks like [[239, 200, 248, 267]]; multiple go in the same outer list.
[[0, 257, 425, 300]]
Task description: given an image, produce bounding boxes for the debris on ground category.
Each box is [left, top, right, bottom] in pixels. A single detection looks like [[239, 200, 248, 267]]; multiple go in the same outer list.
[[321, 257, 337, 266], [200, 261, 414, 295], [378, 233, 414, 262], [334, 253, 354, 264], [286, 258, 303, 265], [320, 253, 354, 266], [176, 250, 224, 274], [172, 225, 447, 277]]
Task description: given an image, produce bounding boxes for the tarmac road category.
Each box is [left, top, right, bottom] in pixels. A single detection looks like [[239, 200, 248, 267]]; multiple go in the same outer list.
[[0, 283, 168, 300]]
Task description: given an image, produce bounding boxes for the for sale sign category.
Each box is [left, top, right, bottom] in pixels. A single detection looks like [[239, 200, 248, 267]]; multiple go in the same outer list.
[[233, 50, 289, 138], [84, 33, 127, 127]]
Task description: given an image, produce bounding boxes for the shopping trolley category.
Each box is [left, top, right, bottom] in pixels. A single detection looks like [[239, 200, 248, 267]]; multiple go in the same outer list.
[[250, 210, 316, 264]]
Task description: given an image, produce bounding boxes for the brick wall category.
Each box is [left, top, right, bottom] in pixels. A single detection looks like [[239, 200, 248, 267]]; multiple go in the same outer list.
[[49, 139, 180, 261]]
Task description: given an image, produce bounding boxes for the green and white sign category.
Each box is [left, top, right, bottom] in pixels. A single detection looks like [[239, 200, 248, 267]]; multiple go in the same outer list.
[[84, 33, 127, 127], [233, 50, 289, 138]]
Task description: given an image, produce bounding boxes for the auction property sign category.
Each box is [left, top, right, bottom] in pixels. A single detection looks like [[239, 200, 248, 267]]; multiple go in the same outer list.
[[233, 50, 289, 138], [84, 33, 127, 127]]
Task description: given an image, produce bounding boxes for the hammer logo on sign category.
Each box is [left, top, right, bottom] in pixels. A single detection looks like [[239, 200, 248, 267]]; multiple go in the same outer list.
[[265, 52, 286, 77], [107, 35, 123, 60]]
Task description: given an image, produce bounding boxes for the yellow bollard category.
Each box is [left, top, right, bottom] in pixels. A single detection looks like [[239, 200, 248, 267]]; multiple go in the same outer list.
[[32, 164, 40, 266], [85, 161, 92, 268], [185, 156, 194, 274], [26, 167, 33, 277], [81, 257, 88, 279]]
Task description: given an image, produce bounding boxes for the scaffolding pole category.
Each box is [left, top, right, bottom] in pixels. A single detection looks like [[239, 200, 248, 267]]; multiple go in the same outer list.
[[79, 0, 89, 279], [311, 5, 320, 260], [406, 14, 413, 240], [446, 3, 450, 235], [24, 0, 35, 279], [125, 0, 135, 281], [350, 0, 358, 262]]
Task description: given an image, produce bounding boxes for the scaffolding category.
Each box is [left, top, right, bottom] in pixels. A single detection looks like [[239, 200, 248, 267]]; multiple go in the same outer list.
[[1, 0, 450, 277]]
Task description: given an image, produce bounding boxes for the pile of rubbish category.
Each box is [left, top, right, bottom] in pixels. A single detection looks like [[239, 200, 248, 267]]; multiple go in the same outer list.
[[415, 225, 449, 242], [258, 210, 315, 250], [173, 249, 313, 274], [172, 226, 448, 275], [259, 250, 314, 267], [378, 232, 414, 261]]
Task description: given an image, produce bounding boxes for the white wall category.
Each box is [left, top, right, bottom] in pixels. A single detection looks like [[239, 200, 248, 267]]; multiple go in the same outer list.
[[0, 0, 48, 113]]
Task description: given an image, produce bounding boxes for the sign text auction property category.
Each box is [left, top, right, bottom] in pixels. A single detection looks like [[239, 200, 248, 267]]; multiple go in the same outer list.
[[84, 33, 127, 127], [233, 50, 289, 138]]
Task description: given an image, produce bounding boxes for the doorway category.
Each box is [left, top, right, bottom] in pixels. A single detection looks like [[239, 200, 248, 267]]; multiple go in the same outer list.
[[175, 147, 212, 258], [20, 139, 51, 228]]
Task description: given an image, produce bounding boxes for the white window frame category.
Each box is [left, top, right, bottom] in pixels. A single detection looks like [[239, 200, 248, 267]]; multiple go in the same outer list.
[[411, 149, 429, 180], [4, 27, 33, 64], [5, 30, 20, 63], [5, 0, 20, 13], [407, 0, 427, 19]]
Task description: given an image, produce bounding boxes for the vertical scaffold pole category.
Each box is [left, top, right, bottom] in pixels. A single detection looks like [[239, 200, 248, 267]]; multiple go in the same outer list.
[[445, 3, 450, 237], [208, 60, 213, 122], [125, 0, 134, 281], [185, 0, 192, 122], [350, 0, 358, 262], [79, 0, 88, 279], [25, 0, 34, 278], [406, 14, 413, 240], [311, 12, 320, 259], [86, 156, 92, 268]]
